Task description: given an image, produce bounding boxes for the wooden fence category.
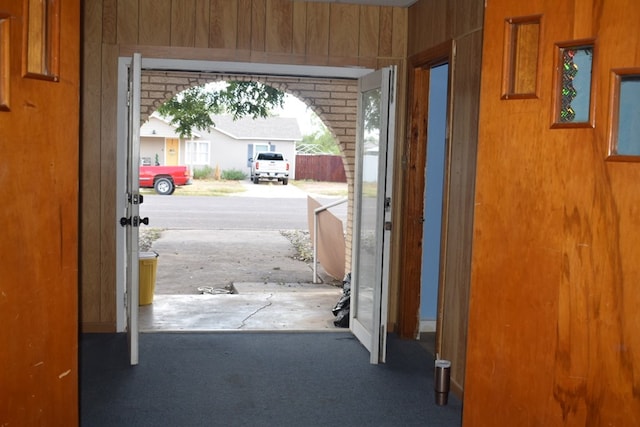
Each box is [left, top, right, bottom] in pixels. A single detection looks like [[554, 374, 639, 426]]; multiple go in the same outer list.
[[295, 154, 346, 182]]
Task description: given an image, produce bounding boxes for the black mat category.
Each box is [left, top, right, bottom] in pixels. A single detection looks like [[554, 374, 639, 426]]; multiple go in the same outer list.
[[80, 332, 462, 426]]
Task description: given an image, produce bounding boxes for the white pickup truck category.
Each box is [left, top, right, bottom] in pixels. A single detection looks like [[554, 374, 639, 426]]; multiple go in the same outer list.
[[250, 152, 290, 185]]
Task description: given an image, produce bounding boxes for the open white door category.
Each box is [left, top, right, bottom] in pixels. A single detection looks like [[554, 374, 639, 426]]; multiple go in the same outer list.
[[350, 67, 396, 364], [122, 53, 142, 365]]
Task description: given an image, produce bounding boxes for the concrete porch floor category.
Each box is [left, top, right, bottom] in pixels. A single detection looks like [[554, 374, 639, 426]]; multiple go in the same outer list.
[[139, 281, 344, 332]]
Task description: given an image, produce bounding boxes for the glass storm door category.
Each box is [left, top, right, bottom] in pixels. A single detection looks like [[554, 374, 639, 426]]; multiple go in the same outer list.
[[350, 67, 396, 364], [124, 53, 142, 365]]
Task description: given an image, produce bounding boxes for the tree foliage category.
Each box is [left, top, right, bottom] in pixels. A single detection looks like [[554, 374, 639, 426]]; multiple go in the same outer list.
[[156, 81, 285, 138], [298, 126, 340, 155]]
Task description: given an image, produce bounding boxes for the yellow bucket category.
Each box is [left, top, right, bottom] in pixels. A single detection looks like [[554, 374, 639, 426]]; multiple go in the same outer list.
[[139, 252, 158, 305]]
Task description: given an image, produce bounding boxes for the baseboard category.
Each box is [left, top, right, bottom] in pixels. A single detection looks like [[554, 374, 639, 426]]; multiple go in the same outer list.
[[420, 320, 436, 332], [81, 322, 116, 333]]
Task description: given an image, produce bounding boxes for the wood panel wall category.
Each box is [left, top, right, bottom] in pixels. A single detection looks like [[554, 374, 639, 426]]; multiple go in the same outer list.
[[81, 0, 407, 331], [465, 0, 640, 424], [402, 0, 484, 395]]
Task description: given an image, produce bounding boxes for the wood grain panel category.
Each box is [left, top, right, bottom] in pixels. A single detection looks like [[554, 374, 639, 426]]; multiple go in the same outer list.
[[251, 0, 266, 51], [101, 0, 116, 44], [440, 30, 482, 395], [329, 4, 359, 58], [359, 6, 380, 58], [1, 0, 79, 423], [171, 0, 196, 47], [84, 0, 102, 44], [99, 44, 119, 329], [399, 64, 430, 339], [194, 0, 210, 48], [464, 0, 640, 424], [306, 2, 330, 56], [266, 0, 293, 53], [407, 0, 450, 56], [139, 0, 171, 45], [209, 0, 238, 49], [452, 0, 484, 37], [292, 1, 306, 55], [378, 7, 393, 57], [391, 7, 407, 58], [236, 0, 252, 50], [81, 39, 104, 326], [116, 0, 138, 45]]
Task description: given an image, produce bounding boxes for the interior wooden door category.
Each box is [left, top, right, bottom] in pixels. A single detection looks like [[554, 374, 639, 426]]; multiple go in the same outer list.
[[0, 0, 79, 424]]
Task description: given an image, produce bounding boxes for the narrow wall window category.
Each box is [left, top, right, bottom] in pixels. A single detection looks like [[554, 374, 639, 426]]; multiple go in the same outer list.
[[552, 41, 594, 127], [502, 15, 541, 99], [608, 69, 640, 160], [0, 15, 9, 110], [23, 0, 59, 81]]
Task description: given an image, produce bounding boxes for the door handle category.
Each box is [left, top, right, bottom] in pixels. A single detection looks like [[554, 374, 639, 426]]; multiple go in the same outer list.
[[119, 216, 149, 227]]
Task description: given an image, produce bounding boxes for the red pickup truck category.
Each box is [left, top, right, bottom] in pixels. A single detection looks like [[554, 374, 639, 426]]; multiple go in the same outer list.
[[139, 165, 192, 195]]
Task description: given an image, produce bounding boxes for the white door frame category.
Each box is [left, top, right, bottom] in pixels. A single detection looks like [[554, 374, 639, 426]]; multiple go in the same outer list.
[[115, 59, 373, 331]]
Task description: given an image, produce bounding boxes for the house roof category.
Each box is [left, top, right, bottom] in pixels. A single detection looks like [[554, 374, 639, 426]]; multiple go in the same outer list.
[[208, 114, 302, 141], [143, 113, 301, 141]]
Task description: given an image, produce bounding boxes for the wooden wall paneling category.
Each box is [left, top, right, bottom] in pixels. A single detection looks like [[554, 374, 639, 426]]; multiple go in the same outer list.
[[328, 4, 359, 58], [250, 0, 266, 52], [194, 0, 210, 48], [236, 0, 253, 50], [407, 0, 449, 56], [359, 6, 380, 58], [102, 0, 117, 44], [391, 7, 407, 58], [171, 0, 196, 47], [440, 30, 482, 396], [81, 3, 104, 327], [377, 7, 393, 58], [99, 43, 119, 329], [292, 1, 307, 56], [139, 0, 171, 46], [84, 0, 103, 44], [116, 0, 139, 45], [265, 0, 293, 54], [305, 2, 330, 57], [452, 0, 484, 37], [209, 0, 238, 49]]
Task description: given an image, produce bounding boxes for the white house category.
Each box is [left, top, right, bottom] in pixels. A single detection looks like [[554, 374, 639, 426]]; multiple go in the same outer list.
[[140, 114, 301, 179]]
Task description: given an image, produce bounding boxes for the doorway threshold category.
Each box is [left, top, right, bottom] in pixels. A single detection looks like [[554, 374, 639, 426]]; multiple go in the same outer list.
[[139, 282, 343, 332]]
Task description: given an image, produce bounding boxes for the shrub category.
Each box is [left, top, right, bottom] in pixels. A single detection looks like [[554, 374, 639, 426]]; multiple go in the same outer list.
[[221, 169, 246, 180], [193, 165, 214, 179]]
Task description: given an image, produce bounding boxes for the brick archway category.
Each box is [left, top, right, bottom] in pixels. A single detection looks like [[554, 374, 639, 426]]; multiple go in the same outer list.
[[140, 70, 358, 273]]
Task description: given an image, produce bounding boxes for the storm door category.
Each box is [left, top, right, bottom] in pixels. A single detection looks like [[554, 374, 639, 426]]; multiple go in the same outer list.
[[350, 67, 396, 364], [122, 53, 143, 365]]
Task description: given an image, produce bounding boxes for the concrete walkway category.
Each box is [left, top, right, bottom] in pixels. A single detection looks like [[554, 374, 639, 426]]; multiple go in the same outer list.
[[139, 229, 345, 332], [139, 282, 342, 332]]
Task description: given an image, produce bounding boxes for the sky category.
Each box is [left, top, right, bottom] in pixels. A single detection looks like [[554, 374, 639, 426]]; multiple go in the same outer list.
[[272, 94, 323, 136]]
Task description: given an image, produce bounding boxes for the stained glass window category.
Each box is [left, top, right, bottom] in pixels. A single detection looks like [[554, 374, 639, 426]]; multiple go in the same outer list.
[[554, 43, 593, 126]]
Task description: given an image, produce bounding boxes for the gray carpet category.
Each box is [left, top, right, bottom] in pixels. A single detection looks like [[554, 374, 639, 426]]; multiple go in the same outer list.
[[80, 332, 462, 426]]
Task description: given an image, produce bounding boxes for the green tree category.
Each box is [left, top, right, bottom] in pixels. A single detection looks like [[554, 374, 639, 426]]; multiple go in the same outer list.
[[156, 81, 285, 138], [298, 125, 340, 154]]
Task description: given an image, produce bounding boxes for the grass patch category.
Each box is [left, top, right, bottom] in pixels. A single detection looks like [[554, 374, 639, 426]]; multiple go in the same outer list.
[[291, 180, 348, 197], [140, 179, 245, 196]]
